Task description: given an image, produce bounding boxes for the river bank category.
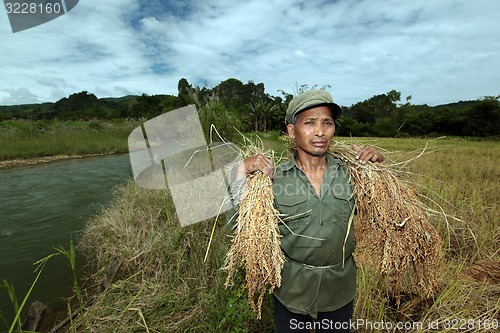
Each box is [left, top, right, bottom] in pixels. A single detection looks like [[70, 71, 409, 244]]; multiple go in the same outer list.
[[0, 119, 140, 164], [0, 153, 119, 170]]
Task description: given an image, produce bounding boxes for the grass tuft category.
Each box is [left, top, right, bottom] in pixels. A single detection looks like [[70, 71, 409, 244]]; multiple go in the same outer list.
[[78, 182, 274, 332]]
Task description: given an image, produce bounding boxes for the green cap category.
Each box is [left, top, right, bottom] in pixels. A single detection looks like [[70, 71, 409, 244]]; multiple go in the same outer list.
[[285, 90, 342, 124]]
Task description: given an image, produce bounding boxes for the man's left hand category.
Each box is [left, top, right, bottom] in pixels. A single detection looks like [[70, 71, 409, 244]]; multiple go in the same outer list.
[[352, 144, 385, 164]]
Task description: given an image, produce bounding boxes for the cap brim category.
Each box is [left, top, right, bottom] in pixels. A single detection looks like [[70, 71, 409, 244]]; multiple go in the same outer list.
[[302, 102, 342, 120], [288, 101, 343, 124]]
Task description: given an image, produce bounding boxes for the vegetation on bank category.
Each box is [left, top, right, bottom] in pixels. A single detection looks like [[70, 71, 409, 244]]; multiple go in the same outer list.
[[0, 119, 140, 161], [73, 136, 498, 332]]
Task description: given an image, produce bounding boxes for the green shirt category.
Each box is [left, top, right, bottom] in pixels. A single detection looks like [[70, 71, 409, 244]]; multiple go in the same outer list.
[[227, 152, 357, 319], [272, 153, 357, 318]]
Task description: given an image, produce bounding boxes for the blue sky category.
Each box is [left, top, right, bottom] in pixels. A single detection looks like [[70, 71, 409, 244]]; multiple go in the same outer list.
[[1, 0, 499, 106]]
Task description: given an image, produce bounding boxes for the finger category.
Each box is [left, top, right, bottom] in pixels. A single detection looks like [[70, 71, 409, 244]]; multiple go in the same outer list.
[[262, 164, 275, 177], [356, 148, 371, 164], [259, 156, 275, 176], [248, 155, 274, 175], [357, 147, 384, 164], [359, 147, 379, 164], [370, 152, 384, 162], [244, 156, 261, 174], [254, 155, 272, 169]]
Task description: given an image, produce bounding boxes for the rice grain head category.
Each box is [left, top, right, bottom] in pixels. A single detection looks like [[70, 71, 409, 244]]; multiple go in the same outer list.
[[223, 141, 284, 319], [329, 142, 445, 302]]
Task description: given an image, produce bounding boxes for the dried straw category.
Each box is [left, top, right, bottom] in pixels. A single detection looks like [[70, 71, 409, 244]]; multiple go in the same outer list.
[[329, 142, 444, 302], [223, 171, 284, 319], [459, 259, 500, 284], [222, 136, 285, 319]]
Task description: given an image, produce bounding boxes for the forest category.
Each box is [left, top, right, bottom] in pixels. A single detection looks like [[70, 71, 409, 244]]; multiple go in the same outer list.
[[1, 77, 498, 138]]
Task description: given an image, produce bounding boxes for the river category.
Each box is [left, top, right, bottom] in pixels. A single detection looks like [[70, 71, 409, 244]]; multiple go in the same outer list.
[[0, 153, 132, 330]]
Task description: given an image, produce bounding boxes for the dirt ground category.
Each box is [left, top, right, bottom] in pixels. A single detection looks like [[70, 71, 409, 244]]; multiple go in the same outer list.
[[0, 153, 111, 170]]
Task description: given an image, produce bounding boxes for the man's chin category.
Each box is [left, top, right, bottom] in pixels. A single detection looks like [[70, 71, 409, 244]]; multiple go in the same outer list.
[[297, 145, 330, 157], [311, 150, 328, 157]]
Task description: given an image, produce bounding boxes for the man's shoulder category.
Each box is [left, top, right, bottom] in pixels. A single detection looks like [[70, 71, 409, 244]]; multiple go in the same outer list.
[[275, 158, 294, 173], [328, 155, 350, 175], [273, 159, 295, 182], [328, 155, 347, 168]]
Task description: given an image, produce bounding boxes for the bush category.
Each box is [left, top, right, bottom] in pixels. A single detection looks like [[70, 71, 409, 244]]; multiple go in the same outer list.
[[197, 102, 242, 142]]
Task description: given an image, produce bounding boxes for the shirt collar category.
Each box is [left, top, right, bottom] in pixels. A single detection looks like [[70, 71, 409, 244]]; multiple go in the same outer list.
[[279, 151, 299, 172]]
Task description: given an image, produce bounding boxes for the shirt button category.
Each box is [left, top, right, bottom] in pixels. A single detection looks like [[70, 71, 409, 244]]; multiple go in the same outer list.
[[320, 222, 324, 225]]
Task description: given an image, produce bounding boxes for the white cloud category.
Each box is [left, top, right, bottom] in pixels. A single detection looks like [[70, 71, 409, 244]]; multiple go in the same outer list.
[[0, 0, 499, 106]]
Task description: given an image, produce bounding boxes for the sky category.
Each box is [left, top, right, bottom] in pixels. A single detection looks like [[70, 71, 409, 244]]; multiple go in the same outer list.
[[1, 0, 499, 107]]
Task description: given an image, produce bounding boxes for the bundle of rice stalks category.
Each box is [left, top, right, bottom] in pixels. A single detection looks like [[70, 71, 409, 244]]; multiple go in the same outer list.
[[329, 142, 444, 302], [223, 145, 285, 319], [223, 172, 284, 319]]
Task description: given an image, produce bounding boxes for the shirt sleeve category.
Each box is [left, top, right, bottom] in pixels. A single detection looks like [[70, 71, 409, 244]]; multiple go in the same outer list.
[[225, 166, 247, 229]]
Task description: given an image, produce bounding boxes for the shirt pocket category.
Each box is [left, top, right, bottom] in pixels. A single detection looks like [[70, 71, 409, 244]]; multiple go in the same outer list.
[[276, 195, 322, 249], [331, 185, 355, 225], [275, 195, 311, 227]]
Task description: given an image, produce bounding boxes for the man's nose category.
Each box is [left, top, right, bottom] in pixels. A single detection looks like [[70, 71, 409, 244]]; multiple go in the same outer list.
[[315, 125, 325, 136]]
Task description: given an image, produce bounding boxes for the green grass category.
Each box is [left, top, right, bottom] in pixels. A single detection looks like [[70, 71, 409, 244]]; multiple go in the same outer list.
[[0, 120, 140, 161], [1, 241, 85, 333], [78, 183, 274, 332]]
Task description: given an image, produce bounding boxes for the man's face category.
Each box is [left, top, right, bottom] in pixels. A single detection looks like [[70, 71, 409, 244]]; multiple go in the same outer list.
[[287, 106, 335, 157]]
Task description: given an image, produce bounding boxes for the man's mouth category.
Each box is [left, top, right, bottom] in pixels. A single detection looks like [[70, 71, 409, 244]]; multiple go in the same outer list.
[[311, 141, 328, 147]]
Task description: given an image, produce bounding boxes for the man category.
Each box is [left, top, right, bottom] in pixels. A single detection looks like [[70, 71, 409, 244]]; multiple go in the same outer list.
[[233, 90, 384, 332]]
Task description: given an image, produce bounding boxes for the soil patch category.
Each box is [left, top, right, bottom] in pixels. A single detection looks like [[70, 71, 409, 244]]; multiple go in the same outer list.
[[0, 153, 115, 170]]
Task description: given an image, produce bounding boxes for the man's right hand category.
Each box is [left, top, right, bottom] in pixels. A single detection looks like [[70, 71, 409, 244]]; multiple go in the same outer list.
[[235, 154, 275, 180]]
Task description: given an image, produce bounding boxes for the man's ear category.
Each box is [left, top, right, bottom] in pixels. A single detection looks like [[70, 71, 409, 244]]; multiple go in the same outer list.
[[287, 124, 295, 139]]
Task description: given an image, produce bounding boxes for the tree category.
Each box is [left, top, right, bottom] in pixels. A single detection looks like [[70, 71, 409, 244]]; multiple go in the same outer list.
[[131, 94, 163, 119], [52, 91, 105, 119], [247, 101, 273, 132], [335, 115, 365, 137], [215, 78, 245, 107], [197, 101, 241, 141], [463, 96, 500, 136], [349, 90, 401, 136]]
